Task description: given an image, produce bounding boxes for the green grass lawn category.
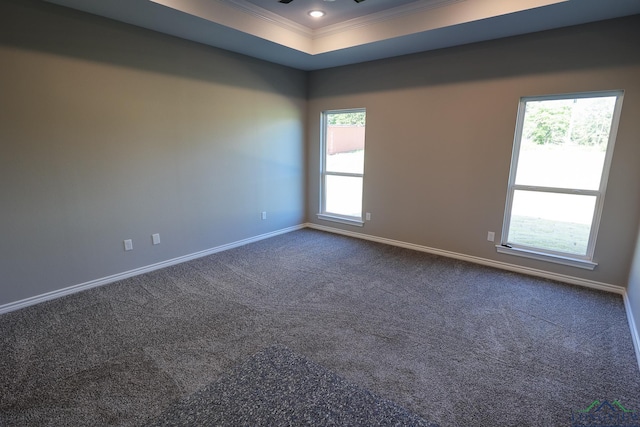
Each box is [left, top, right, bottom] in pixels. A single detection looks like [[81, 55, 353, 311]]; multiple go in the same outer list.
[[508, 215, 590, 255]]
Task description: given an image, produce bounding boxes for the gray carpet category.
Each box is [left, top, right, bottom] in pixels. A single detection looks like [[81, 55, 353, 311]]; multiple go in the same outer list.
[[1, 229, 639, 426], [144, 345, 437, 426]]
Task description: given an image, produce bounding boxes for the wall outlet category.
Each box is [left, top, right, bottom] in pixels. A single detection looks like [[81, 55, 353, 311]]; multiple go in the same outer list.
[[152, 233, 161, 245], [261, 211, 267, 220], [365, 212, 371, 221], [124, 239, 133, 251], [487, 231, 495, 242]]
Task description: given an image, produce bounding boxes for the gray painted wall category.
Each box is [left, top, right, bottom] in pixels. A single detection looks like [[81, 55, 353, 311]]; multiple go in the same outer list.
[[0, 0, 307, 306], [307, 15, 640, 288]]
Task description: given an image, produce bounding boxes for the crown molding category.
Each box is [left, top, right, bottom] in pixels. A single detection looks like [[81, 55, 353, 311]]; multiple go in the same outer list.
[[219, 0, 467, 40], [221, 0, 313, 37], [312, 0, 465, 39], [150, 0, 570, 57]]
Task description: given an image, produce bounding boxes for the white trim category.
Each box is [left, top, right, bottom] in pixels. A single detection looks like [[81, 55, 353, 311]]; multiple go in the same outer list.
[[305, 222, 624, 295], [312, 0, 464, 39], [316, 214, 364, 227], [221, 0, 313, 37], [0, 224, 305, 315], [623, 292, 640, 372], [219, 0, 466, 40], [496, 245, 597, 270]]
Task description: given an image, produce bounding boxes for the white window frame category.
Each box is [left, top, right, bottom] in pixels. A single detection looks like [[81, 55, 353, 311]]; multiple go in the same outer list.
[[317, 108, 366, 227], [497, 91, 624, 270]]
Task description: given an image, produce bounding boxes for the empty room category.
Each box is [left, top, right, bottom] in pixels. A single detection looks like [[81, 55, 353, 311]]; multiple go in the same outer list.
[[1, 0, 640, 426]]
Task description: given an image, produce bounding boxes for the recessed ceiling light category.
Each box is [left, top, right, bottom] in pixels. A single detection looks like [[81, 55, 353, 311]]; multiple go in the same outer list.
[[308, 10, 325, 18]]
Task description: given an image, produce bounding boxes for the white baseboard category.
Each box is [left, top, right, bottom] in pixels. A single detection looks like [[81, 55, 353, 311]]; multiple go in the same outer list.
[[0, 224, 305, 315], [305, 223, 625, 295], [623, 293, 640, 372]]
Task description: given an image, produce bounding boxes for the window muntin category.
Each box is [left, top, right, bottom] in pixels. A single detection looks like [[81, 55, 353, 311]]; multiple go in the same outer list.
[[319, 109, 366, 224], [501, 91, 623, 266]]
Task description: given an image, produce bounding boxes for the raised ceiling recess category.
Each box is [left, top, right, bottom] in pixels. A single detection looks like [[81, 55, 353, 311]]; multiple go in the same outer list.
[[44, 0, 640, 70]]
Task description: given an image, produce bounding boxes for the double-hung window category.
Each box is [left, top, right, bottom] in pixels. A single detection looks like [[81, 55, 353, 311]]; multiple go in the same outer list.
[[318, 109, 366, 226], [499, 91, 623, 269]]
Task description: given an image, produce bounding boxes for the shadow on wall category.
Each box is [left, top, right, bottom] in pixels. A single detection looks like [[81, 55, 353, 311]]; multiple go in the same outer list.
[[309, 15, 640, 97], [0, 0, 306, 97]]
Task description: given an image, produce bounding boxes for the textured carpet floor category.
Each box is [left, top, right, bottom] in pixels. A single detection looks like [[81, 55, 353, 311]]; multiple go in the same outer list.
[[1, 229, 639, 426], [144, 345, 437, 427]]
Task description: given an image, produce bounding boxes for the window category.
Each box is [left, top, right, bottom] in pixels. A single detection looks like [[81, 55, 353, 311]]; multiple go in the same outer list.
[[499, 91, 623, 269], [318, 109, 366, 226]]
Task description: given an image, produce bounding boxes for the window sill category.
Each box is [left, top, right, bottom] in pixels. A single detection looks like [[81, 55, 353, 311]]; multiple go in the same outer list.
[[317, 213, 364, 227], [495, 245, 597, 270]]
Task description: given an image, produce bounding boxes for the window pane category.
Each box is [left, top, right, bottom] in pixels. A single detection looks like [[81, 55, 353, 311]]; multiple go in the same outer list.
[[516, 97, 616, 190], [507, 190, 596, 256], [326, 147, 364, 175], [325, 175, 363, 218], [325, 112, 366, 174]]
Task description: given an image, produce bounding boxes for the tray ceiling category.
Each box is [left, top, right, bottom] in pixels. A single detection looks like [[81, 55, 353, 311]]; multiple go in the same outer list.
[[44, 0, 640, 70]]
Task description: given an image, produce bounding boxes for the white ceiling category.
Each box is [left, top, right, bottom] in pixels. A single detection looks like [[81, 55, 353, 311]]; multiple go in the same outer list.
[[243, 0, 421, 29], [44, 0, 640, 71]]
